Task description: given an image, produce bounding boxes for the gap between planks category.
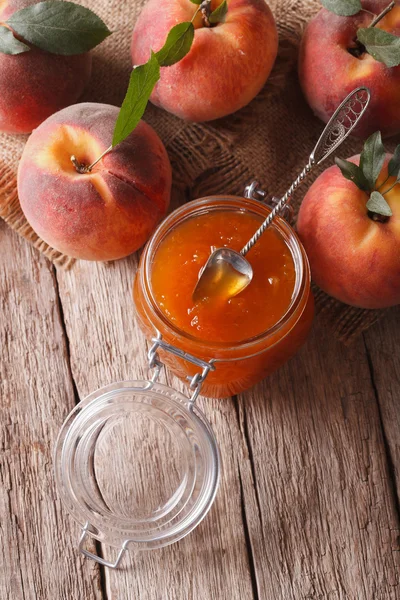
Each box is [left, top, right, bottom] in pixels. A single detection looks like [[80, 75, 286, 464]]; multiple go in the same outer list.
[[362, 333, 400, 521], [52, 265, 110, 600]]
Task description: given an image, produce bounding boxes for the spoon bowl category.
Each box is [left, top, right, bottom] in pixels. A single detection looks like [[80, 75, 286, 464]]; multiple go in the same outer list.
[[193, 248, 253, 303]]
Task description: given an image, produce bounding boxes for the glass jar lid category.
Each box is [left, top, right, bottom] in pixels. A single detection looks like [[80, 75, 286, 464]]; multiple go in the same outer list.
[[54, 379, 220, 565]]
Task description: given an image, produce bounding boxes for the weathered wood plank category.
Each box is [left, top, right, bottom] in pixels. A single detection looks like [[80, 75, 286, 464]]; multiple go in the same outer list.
[[0, 222, 104, 600], [363, 307, 400, 503], [237, 318, 400, 599], [55, 238, 256, 599], [4, 202, 400, 600]]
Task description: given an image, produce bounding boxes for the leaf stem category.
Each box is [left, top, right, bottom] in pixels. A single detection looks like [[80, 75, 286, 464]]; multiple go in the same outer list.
[[191, 4, 202, 23], [369, 1, 395, 27], [377, 174, 390, 190], [86, 145, 113, 172], [381, 178, 400, 195], [360, 9, 376, 17]]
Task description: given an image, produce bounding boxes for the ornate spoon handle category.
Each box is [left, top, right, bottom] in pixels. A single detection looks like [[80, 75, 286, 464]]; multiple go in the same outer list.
[[240, 86, 371, 257]]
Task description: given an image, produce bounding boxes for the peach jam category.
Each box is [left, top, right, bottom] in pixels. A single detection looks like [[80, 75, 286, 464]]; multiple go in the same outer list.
[[134, 196, 314, 398]]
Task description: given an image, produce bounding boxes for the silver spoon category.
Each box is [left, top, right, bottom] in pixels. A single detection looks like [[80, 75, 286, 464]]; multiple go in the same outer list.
[[193, 86, 371, 303]]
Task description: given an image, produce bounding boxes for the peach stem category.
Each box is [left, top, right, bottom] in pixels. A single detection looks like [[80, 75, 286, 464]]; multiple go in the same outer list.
[[86, 145, 113, 172], [200, 0, 212, 27], [70, 145, 113, 174], [70, 155, 88, 174], [369, 1, 395, 27]]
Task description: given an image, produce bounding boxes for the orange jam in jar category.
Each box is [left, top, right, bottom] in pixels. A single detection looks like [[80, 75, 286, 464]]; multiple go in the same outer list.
[[134, 196, 314, 398]]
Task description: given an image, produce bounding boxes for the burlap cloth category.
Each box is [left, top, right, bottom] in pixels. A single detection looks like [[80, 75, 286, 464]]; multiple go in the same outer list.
[[0, 0, 396, 342]]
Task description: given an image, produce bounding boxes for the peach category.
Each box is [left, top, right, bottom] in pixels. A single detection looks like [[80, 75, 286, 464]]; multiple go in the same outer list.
[[298, 0, 400, 138], [297, 156, 400, 309], [0, 0, 92, 134], [131, 0, 278, 122], [18, 103, 172, 261]]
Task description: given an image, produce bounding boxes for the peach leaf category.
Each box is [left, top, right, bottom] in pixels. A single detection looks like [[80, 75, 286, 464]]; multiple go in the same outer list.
[[209, 0, 228, 25], [359, 131, 386, 190], [366, 191, 393, 217], [321, 0, 361, 17], [6, 1, 111, 56], [113, 52, 160, 147], [0, 24, 29, 54], [335, 158, 370, 191], [357, 28, 400, 68], [388, 146, 400, 178], [155, 22, 195, 67]]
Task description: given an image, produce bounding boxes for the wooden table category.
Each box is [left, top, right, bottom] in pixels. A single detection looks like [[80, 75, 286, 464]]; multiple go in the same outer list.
[[1, 201, 399, 600]]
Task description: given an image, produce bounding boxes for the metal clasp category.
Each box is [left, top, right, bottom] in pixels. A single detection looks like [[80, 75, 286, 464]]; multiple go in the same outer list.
[[244, 180, 294, 223], [148, 333, 215, 403], [79, 523, 129, 569], [244, 180, 267, 201]]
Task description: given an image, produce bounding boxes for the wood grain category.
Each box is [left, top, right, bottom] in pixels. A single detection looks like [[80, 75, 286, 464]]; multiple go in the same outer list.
[[363, 308, 400, 503], [2, 205, 400, 599], [54, 245, 400, 598], [0, 222, 103, 600], [236, 319, 400, 599]]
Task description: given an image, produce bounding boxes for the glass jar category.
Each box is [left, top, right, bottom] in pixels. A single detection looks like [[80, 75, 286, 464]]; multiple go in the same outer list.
[[134, 195, 314, 399], [54, 379, 220, 569]]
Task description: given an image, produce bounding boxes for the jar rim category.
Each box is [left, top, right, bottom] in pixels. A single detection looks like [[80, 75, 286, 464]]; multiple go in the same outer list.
[[140, 195, 311, 356]]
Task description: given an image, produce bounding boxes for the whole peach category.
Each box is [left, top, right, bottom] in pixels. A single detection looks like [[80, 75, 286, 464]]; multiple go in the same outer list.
[[18, 103, 172, 261], [131, 0, 278, 122], [0, 0, 92, 134], [299, 0, 400, 138], [297, 156, 400, 309]]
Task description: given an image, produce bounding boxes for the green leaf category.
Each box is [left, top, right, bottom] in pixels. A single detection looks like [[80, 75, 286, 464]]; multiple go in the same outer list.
[[189, 0, 202, 4], [321, 0, 361, 16], [357, 27, 400, 67], [388, 145, 400, 178], [155, 22, 194, 67], [359, 131, 386, 190], [366, 191, 393, 216], [335, 157, 370, 191], [112, 52, 160, 147], [6, 1, 111, 56], [0, 24, 30, 54], [209, 0, 228, 24]]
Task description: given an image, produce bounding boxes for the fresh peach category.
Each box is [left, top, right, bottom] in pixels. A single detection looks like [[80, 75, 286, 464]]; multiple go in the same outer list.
[[18, 103, 172, 261], [298, 0, 400, 138], [131, 0, 278, 122], [297, 156, 400, 309], [0, 0, 92, 134]]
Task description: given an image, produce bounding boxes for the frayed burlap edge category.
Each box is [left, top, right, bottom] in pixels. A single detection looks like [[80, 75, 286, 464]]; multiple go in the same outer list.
[[0, 160, 76, 269], [312, 287, 387, 346]]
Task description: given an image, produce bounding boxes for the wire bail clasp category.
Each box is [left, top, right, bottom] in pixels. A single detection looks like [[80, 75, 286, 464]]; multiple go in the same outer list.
[[244, 180, 294, 223], [148, 332, 215, 403], [78, 523, 129, 570]]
